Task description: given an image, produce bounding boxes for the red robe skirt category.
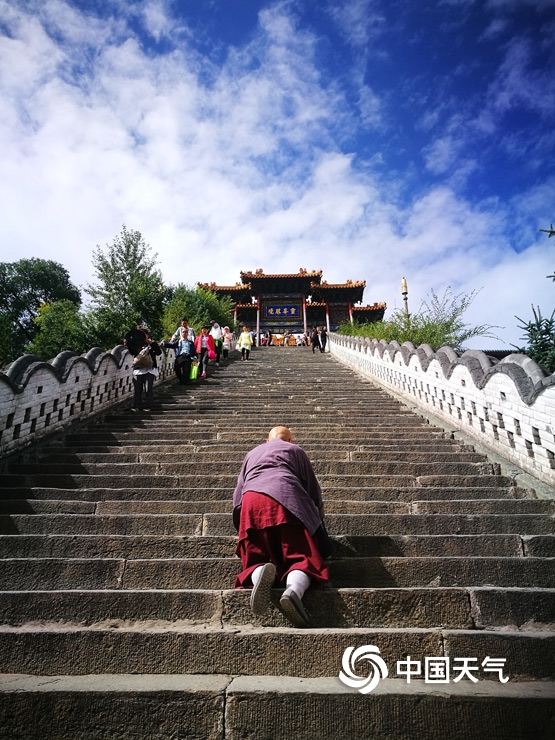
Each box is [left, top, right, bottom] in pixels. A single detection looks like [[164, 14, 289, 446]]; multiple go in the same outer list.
[[235, 491, 330, 588]]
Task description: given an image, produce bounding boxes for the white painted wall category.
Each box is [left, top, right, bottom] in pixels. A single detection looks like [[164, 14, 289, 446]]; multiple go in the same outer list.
[[330, 334, 555, 489], [0, 347, 175, 458]]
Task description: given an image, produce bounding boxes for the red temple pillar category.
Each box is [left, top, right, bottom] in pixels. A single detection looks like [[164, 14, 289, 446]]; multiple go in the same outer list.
[[302, 294, 307, 334], [348, 301, 353, 324]]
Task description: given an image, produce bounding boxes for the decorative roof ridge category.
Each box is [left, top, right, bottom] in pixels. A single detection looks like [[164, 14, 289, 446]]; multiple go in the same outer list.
[[313, 280, 366, 289], [353, 302, 387, 310], [197, 281, 251, 291], [240, 268, 323, 279]]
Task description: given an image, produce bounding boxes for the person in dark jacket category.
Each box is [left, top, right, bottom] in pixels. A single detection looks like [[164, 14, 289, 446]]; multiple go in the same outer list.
[[173, 326, 197, 384], [124, 318, 148, 357], [232, 426, 329, 627], [310, 327, 320, 354], [320, 326, 327, 353], [130, 328, 162, 411]]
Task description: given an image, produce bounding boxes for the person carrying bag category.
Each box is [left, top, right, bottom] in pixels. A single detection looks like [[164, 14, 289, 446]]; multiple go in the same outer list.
[[174, 331, 197, 385]]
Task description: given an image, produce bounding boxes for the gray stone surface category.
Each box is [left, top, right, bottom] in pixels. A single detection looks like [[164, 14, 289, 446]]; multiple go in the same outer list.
[[1, 347, 554, 737]]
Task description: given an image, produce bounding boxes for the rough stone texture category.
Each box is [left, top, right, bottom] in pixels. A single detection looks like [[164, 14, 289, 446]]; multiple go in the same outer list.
[[0, 589, 223, 626], [1, 345, 554, 737], [0, 628, 444, 676], [225, 677, 555, 740], [221, 587, 473, 629], [0, 674, 228, 740]]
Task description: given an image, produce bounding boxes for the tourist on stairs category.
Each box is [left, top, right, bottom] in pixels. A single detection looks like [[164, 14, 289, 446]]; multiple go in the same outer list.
[[194, 325, 216, 379], [238, 326, 253, 360]]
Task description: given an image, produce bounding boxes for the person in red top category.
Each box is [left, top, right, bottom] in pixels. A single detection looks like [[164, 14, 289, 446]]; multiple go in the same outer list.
[[232, 426, 329, 627], [194, 325, 216, 379]]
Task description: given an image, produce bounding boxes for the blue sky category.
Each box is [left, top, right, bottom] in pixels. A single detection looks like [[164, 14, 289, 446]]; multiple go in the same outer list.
[[1, 0, 554, 347]]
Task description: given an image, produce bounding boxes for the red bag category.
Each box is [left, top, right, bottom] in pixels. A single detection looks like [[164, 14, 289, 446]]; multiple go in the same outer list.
[[208, 350, 216, 360]]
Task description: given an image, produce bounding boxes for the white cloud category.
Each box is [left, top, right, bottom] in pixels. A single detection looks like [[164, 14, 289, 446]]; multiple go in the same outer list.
[[142, 0, 174, 41], [0, 0, 552, 352], [326, 0, 385, 49]]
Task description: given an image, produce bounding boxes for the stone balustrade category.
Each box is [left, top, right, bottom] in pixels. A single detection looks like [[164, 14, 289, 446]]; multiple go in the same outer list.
[[329, 334, 555, 489], [0, 347, 176, 459], [3, 337, 555, 490]]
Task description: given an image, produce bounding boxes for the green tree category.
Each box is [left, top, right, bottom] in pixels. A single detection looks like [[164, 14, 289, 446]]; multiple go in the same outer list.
[[514, 307, 555, 373], [26, 300, 92, 361], [162, 285, 234, 337], [86, 226, 165, 348], [0, 258, 81, 365], [515, 225, 555, 371], [0, 312, 19, 369], [340, 287, 499, 351], [541, 224, 555, 281]]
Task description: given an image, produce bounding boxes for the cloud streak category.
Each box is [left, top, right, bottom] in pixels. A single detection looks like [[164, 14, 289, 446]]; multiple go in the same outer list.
[[0, 0, 553, 349]]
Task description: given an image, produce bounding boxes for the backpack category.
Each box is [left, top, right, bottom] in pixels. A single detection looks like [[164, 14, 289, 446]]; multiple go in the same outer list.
[[133, 345, 153, 370]]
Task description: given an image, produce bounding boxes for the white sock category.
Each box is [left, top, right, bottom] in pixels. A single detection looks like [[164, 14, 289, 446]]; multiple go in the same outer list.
[[285, 570, 311, 599], [251, 564, 272, 587]]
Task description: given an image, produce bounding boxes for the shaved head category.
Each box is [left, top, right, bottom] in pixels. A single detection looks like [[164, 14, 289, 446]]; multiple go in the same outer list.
[[268, 426, 293, 442]]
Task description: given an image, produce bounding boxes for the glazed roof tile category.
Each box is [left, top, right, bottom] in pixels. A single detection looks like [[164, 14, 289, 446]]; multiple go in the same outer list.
[[312, 280, 366, 289], [240, 269, 322, 280]]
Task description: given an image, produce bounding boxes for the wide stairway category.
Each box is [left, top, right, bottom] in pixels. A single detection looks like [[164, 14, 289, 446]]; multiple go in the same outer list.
[[0, 346, 554, 739]]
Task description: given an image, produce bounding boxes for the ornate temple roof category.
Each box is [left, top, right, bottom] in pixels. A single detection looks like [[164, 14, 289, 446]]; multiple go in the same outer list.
[[197, 281, 253, 304], [352, 303, 387, 322], [310, 279, 366, 304], [240, 269, 323, 280], [199, 269, 386, 324], [238, 269, 323, 295]]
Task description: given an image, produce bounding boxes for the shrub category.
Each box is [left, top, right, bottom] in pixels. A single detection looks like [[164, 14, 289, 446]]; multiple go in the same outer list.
[[339, 287, 499, 351]]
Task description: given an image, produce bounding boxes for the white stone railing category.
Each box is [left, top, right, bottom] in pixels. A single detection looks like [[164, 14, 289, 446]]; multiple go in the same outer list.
[[330, 334, 555, 489], [0, 347, 176, 459]]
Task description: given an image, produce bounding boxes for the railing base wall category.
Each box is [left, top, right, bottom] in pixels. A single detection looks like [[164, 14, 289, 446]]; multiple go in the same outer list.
[[330, 335, 555, 492]]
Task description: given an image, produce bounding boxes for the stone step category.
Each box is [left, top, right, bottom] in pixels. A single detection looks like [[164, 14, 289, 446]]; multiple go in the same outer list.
[[34, 441, 473, 457], [3, 497, 548, 516], [2, 533, 545, 559], [101, 411, 429, 421], [1, 674, 554, 740], [1, 556, 554, 590], [0, 673, 227, 740], [121, 405, 422, 414], [9, 473, 518, 489], [1, 586, 554, 631], [1, 341, 553, 738], [411, 499, 555, 515], [224, 677, 555, 740], [116, 418, 429, 429], [0, 485, 531, 502], [63, 430, 449, 443], [0, 627, 553, 681], [207, 513, 555, 537], [1, 512, 552, 536], [24, 450, 487, 464], [6, 461, 497, 477]]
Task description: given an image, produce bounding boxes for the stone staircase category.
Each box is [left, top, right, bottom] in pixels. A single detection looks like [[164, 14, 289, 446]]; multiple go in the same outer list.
[[0, 347, 554, 739]]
